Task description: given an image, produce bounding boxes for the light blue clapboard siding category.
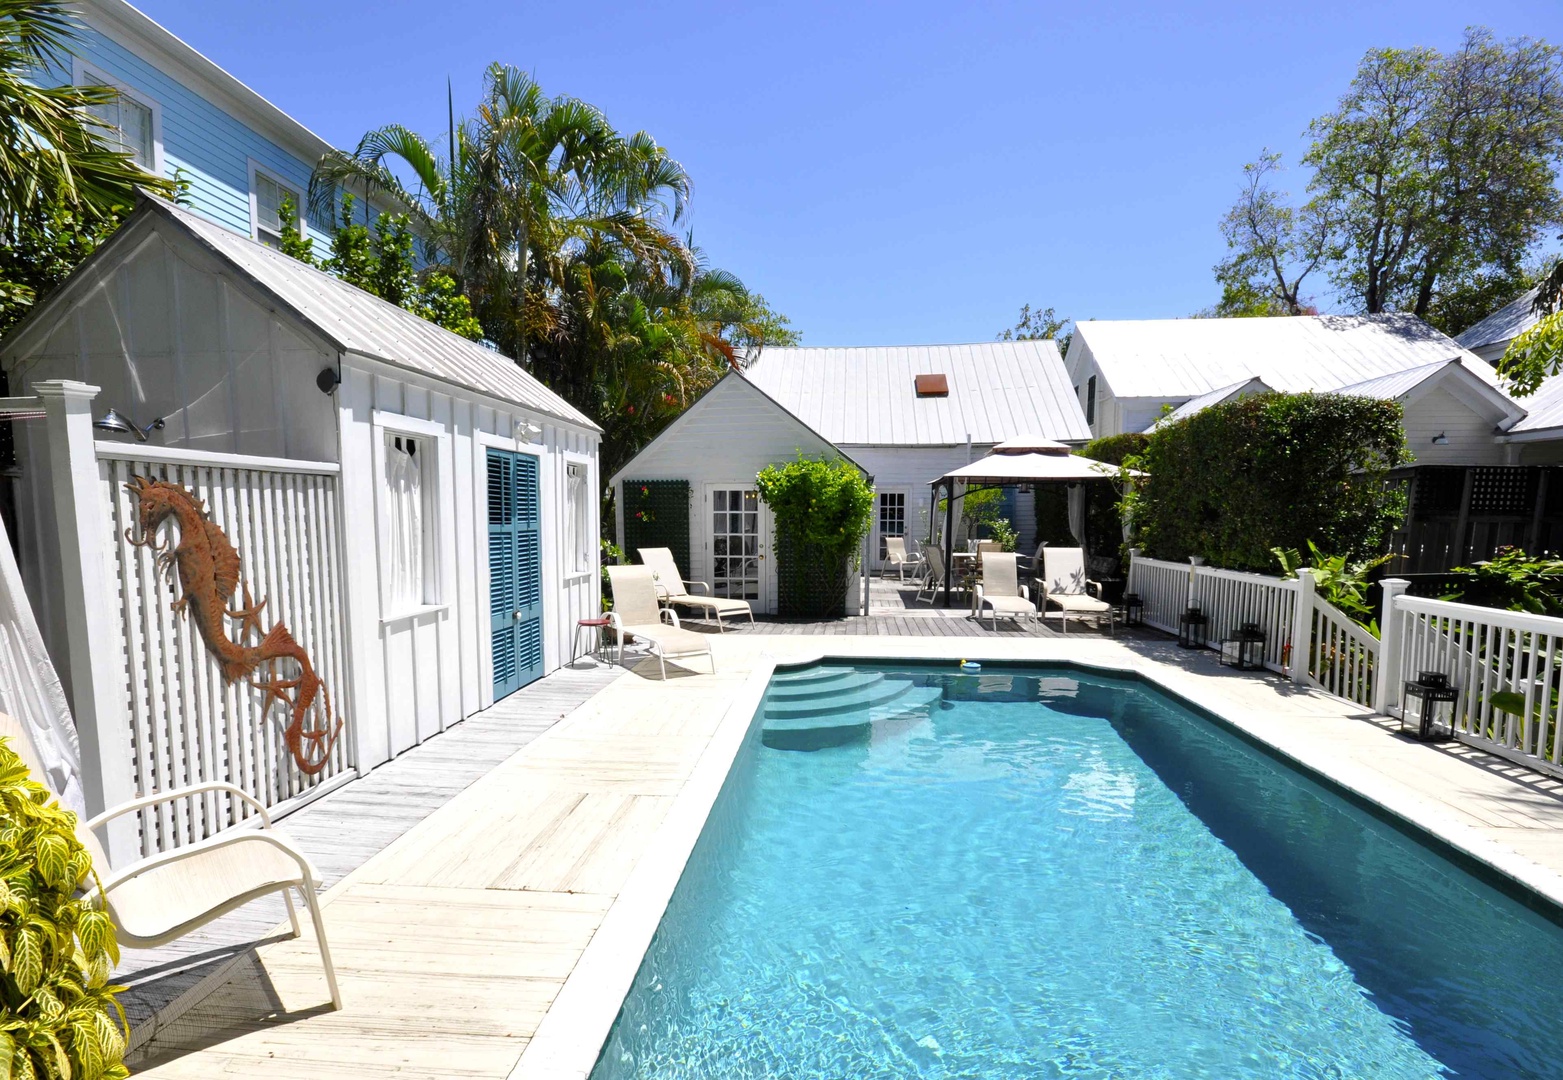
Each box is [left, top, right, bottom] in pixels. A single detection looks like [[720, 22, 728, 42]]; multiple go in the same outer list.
[[43, 27, 334, 257]]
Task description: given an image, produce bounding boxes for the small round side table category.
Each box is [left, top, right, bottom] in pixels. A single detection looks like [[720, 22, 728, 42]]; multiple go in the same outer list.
[[573, 616, 614, 665]]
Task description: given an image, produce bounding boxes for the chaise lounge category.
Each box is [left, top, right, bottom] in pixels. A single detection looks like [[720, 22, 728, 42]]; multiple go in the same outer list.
[[1040, 546, 1115, 634], [637, 547, 755, 632], [606, 564, 718, 678]]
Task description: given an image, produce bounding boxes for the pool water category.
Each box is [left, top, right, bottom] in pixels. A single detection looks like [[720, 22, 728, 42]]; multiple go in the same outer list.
[[591, 665, 1563, 1079]]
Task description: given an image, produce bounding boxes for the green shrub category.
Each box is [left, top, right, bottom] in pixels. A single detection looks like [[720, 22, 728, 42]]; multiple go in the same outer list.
[[1080, 432, 1149, 466], [756, 455, 873, 616], [0, 740, 127, 1079], [1129, 393, 1409, 573]]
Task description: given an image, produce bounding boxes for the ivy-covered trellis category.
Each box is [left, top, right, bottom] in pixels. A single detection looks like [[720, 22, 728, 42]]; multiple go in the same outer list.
[[621, 480, 691, 573], [755, 455, 873, 617]]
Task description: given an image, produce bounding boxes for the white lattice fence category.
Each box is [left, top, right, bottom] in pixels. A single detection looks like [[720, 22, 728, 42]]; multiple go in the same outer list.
[[99, 447, 353, 855]]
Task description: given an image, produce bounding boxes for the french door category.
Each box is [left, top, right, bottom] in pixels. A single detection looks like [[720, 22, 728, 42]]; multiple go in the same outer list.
[[707, 485, 766, 607], [488, 448, 544, 700]]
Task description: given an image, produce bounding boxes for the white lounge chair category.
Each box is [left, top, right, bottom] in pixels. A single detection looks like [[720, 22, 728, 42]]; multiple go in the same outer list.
[[975, 552, 1040, 630], [881, 536, 925, 583], [0, 712, 342, 1009], [1040, 547, 1114, 635], [916, 547, 953, 605], [637, 547, 754, 632], [607, 565, 718, 678]]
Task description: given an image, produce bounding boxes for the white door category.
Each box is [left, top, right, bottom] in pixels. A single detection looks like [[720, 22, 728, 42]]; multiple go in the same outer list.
[[874, 490, 909, 570], [706, 485, 767, 610]]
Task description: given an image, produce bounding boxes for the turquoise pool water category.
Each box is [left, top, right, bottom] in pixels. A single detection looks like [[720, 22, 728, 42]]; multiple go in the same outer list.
[[591, 664, 1563, 1079]]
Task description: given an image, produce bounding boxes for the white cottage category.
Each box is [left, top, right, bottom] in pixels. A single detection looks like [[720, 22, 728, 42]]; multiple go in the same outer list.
[[609, 341, 1089, 612], [0, 195, 599, 847]]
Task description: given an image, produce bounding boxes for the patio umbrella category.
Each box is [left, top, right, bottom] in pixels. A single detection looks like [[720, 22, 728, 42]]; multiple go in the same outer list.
[[925, 437, 1139, 608]]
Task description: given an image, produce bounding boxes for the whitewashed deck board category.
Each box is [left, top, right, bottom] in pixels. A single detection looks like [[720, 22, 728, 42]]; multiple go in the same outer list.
[[115, 659, 620, 1045]]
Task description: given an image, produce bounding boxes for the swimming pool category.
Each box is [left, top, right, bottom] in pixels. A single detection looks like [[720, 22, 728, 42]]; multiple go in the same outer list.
[[590, 662, 1563, 1079]]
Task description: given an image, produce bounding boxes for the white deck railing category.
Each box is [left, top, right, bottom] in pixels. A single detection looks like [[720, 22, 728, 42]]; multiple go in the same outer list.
[[1389, 594, 1563, 778], [1307, 600, 1377, 707]]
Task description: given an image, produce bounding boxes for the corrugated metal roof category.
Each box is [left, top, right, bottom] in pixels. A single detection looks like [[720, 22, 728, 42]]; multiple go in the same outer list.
[[741, 341, 1091, 447], [1333, 359, 1456, 400], [1504, 373, 1563, 433], [1078, 314, 1500, 401], [1147, 377, 1271, 431], [1455, 289, 1539, 352], [154, 198, 598, 430]]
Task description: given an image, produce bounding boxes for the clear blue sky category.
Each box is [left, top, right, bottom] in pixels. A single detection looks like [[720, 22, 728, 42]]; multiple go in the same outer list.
[[139, 0, 1563, 345]]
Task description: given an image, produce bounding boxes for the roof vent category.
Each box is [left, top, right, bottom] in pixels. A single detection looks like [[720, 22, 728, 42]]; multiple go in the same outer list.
[[915, 373, 949, 397]]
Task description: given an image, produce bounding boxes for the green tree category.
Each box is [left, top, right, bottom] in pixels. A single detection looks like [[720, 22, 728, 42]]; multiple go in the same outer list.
[[274, 194, 317, 265], [1208, 150, 1328, 317], [998, 303, 1072, 355], [1499, 260, 1563, 395]]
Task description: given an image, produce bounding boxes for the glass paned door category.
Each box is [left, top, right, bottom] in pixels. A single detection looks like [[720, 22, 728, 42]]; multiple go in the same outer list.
[[709, 487, 763, 602], [877, 491, 907, 562]]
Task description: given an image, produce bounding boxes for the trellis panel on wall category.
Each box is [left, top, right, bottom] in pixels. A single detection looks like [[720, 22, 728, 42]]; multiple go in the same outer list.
[[622, 480, 691, 573], [99, 450, 354, 856]]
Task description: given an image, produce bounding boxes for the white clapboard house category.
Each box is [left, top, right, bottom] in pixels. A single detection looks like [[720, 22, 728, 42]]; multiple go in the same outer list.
[[609, 341, 1091, 613], [0, 194, 599, 857]]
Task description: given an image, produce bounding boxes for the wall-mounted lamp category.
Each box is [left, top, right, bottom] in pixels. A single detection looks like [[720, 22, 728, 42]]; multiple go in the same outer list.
[[1431, 432, 1450, 445], [515, 419, 543, 443], [93, 408, 164, 442], [316, 366, 341, 394]]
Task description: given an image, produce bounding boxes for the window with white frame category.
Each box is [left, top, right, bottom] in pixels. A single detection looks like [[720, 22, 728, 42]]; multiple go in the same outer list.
[[566, 462, 591, 574], [383, 432, 435, 610], [253, 171, 303, 249], [82, 70, 155, 169], [878, 491, 906, 558]]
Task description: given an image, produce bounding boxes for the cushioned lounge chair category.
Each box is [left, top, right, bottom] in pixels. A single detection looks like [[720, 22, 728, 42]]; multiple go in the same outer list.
[[975, 552, 1040, 630], [0, 712, 342, 1009], [1040, 547, 1114, 634], [606, 565, 718, 678], [637, 547, 754, 632]]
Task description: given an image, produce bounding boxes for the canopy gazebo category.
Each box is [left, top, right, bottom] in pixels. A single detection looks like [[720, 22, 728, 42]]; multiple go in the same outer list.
[[927, 436, 1134, 608]]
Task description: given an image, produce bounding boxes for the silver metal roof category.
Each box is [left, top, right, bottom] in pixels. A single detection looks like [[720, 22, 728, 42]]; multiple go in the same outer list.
[[1077, 314, 1500, 401], [1336, 359, 1523, 425], [1504, 373, 1563, 434], [1455, 289, 1539, 352], [741, 341, 1091, 447], [1147, 377, 1271, 431], [156, 199, 598, 430]]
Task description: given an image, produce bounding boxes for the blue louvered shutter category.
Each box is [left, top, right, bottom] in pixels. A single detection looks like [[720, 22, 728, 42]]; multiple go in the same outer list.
[[487, 448, 544, 698]]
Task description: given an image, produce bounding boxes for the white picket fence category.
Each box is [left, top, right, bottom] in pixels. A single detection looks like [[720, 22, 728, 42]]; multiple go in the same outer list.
[[1387, 593, 1563, 778], [98, 445, 354, 856]]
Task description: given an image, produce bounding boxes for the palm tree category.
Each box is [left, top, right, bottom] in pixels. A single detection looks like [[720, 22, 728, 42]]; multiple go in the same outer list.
[[0, 0, 171, 220]]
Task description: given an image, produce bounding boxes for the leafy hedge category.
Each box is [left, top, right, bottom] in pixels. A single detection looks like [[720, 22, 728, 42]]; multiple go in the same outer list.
[[0, 741, 127, 1079], [1130, 393, 1409, 573], [756, 455, 873, 616], [1080, 432, 1149, 466]]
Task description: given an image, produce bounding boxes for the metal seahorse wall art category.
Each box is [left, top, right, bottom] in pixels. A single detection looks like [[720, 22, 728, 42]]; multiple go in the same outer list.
[[124, 475, 342, 775]]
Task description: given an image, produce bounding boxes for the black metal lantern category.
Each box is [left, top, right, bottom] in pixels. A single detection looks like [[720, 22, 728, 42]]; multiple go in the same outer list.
[[1177, 606, 1208, 649], [1122, 592, 1144, 628], [1401, 670, 1458, 741], [1219, 622, 1266, 670]]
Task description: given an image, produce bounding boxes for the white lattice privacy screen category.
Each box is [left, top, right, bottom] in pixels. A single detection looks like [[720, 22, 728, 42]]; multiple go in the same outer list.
[[99, 452, 353, 855]]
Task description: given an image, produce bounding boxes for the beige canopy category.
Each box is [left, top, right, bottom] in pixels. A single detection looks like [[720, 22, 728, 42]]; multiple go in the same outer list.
[[930, 435, 1139, 486]]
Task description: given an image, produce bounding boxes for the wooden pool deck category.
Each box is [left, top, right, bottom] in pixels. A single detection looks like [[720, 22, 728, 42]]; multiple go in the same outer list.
[[130, 631, 1563, 1079]]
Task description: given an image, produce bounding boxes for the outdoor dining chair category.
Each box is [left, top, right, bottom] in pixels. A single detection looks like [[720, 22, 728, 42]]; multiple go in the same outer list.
[[637, 547, 754, 631], [0, 712, 343, 1009], [975, 552, 1040, 630], [606, 565, 718, 678], [915, 547, 950, 604], [881, 536, 925, 583]]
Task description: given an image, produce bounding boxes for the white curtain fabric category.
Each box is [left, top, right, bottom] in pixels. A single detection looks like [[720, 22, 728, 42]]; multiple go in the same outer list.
[[385, 438, 425, 609], [0, 512, 84, 814], [1067, 483, 1087, 550], [566, 465, 587, 572]]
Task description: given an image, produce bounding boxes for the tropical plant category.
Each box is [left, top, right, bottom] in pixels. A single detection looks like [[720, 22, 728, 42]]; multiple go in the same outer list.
[[0, 739, 127, 1079], [1447, 547, 1563, 616], [1273, 540, 1393, 629]]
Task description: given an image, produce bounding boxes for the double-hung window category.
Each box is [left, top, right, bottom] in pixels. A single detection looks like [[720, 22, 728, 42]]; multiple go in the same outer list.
[[252, 169, 303, 249], [566, 462, 591, 574], [80, 68, 157, 170]]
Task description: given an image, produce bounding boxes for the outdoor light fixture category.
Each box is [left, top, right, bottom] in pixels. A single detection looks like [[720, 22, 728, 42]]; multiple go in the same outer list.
[[1177, 606, 1208, 649], [1401, 670, 1458, 741], [1431, 432, 1449, 445], [1219, 622, 1267, 671], [515, 419, 543, 442], [1122, 592, 1144, 628], [316, 366, 341, 394], [93, 408, 164, 442]]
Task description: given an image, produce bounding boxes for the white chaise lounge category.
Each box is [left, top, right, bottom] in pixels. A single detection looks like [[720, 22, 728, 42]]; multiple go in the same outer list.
[[975, 551, 1040, 630], [1040, 546, 1114, 634], [638, 547, 755, 632], [607, 565, 718, 678], [0, 712, 342, 1009]]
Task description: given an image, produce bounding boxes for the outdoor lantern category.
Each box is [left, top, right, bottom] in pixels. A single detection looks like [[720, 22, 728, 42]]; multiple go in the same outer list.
[[1123, 593, 1144, 628], [1177, 606, 1208, 649], [1401, 670, 1458, 742], [1219, 622, 1266, 671]]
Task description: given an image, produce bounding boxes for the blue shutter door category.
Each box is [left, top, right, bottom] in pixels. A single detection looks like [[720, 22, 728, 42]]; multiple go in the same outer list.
[[488, 449, 545, 700]]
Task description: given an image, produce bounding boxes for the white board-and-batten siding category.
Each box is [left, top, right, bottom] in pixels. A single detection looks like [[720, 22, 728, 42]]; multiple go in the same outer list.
[[338, 357, 600, 768]]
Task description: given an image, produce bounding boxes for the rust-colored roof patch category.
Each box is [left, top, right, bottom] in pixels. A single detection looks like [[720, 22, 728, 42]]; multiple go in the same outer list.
[[915, 373, 949, 397]]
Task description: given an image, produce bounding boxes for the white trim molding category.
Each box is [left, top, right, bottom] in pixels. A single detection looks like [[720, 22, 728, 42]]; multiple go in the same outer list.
[[73, 57, 165, 177], [247, 158, 309, 245]]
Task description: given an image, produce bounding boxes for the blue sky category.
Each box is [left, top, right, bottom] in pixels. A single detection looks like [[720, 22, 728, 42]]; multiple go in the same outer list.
[[140, 0, 1563, 345]]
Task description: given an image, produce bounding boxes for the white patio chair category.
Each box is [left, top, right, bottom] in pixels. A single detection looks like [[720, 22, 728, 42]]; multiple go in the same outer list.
[[0, 712, 342, 1009], [915, 547, 950, 604], [607, 565, 717, 678], [882, 536, 925, 583], [1040, 547, 1114, 635], [637, 547, 754, 632], [975, 552, 1039, 630]]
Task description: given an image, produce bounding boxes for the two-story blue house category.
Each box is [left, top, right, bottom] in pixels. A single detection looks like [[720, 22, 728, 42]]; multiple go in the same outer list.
[[46, 0, 342, 256]]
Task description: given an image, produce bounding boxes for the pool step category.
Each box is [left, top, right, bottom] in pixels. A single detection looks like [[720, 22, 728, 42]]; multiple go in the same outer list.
[[765, 670, 887, 703], [762, 682, 944, 751]]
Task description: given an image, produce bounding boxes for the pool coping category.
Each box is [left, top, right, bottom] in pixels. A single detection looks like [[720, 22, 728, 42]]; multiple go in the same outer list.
[[509, 644, 1563, 1080]]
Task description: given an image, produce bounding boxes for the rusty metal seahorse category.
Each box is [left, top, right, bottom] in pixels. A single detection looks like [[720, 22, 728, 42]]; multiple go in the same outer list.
[[123, 475, 342, 775]]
